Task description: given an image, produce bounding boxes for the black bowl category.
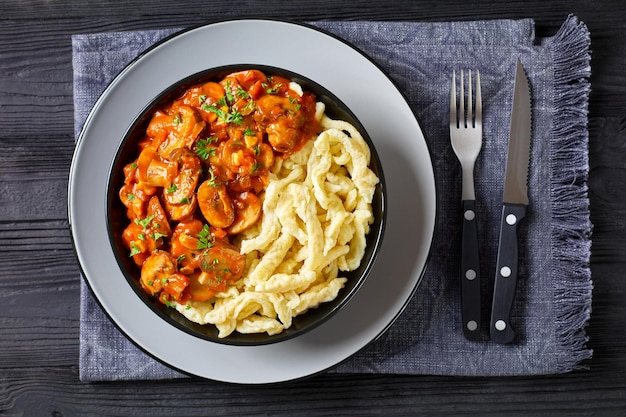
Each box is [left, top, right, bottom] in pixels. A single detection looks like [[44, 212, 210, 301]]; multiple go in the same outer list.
[[107, 64, 386, 346]]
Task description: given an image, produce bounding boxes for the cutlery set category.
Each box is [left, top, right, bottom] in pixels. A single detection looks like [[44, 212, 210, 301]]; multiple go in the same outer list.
[[450, 59, 532, 343]]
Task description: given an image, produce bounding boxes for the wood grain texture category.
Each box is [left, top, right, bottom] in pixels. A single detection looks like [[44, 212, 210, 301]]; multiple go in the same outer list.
[[1, 0, 626, 415]]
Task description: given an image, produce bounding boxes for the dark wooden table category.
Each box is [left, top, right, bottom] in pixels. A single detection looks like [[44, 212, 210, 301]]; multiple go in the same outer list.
[[2, 1, 625, 415]]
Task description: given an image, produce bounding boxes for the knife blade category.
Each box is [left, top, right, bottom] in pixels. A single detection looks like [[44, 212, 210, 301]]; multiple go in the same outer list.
[[490, 59, 532, 344]]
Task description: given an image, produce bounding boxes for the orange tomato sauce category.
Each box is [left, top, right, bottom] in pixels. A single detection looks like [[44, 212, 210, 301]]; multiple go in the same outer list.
[[118, 69, 320, 306]]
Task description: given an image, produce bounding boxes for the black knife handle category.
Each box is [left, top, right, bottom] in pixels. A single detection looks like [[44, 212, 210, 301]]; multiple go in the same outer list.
[[490, 203, 527, 344], [460, 199, 481, 340]]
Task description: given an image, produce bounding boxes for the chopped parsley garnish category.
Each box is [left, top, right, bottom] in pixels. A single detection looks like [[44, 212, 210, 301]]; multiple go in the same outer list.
[[242, 101, 256, 113], [172, 113, 182, 125], [265, 83, 282, 94], [179, 196, 190, 204], [206, 168, 218, 187], [224, 81, 235, 104], [151, 231, 168, 241], [201, 259, 210, 271], [196, 224, 213, 250], [127, 193, 136, 202], [129, 243, 141, 257], [135, 215, 154, 229], [200, 82, 245, 125], [244, 127, 256, 136], [166, 184, 177, 193], [227, 110, 243, 125], [204, 105, 244, 125], [196, 137, 217, 160]]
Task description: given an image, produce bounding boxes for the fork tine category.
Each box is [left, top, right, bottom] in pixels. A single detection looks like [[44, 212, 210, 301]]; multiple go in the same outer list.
[[451, 69, 482, 129], [459, 70, 465, 128], [450, 70, 457, 127], [468, 70, 473, 128], [475, 69, 482, 126]]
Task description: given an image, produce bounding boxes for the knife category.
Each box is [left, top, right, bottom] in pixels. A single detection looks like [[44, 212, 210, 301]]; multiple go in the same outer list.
[[490, 59, 532, 344]]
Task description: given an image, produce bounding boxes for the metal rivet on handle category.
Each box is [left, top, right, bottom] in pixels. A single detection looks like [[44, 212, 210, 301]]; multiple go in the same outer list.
[[467, 320, 478, 331], [495, 320, 507, 331], [465, 269, 476, 280], [464, 209, 475, 221], [500, 266, 511, 277], [506, 214, 517, 225]]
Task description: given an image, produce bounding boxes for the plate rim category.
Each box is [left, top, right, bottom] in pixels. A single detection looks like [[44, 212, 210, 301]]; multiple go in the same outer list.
[[69, 17, 438, 384]]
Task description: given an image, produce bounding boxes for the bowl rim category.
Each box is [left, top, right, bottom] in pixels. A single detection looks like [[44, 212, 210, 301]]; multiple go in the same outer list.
[[105, 63, 388, 346]]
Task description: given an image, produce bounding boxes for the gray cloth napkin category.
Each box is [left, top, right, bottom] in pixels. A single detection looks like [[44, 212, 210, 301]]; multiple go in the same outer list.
[[74, 16, 593, 381]]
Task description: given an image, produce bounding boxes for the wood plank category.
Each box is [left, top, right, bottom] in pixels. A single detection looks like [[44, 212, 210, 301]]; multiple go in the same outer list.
[[0, 368, 624, 416], [1, 1, 626, 415], [0, 0, 581, 21], [1, 12, 626, 139]]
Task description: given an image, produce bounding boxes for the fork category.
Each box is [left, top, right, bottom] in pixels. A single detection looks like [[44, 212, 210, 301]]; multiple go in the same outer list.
[[450, 69, 483, 341]]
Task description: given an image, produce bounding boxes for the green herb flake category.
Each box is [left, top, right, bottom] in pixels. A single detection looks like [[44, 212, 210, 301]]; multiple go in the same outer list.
[[195, 137, 217, 160], [266, 83, 282, 94], [242, 101, 256, 113], [129, 243, 141, 257], [196, 224, 214, 250], [205, 105, 228, 122], [228, 110, 243, 125], [225, 80, 235, 104], [206, 168, 218, 187], [151, 231, 168, 241], [135, 214, 155, 229]]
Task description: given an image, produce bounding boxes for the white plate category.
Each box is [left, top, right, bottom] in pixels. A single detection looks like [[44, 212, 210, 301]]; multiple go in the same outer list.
[[69, 19, 436, 384]]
